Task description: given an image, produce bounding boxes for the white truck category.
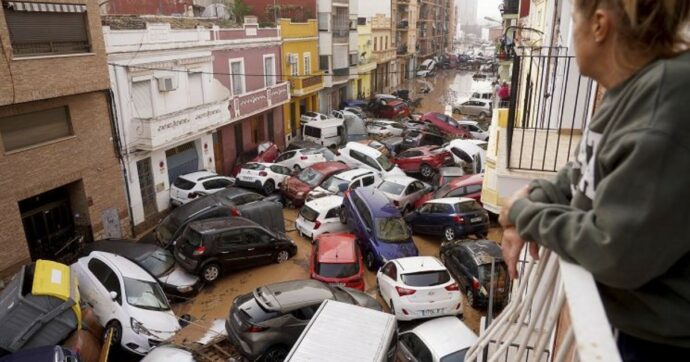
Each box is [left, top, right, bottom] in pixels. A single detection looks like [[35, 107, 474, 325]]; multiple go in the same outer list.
[[285, 300, 398, 362]]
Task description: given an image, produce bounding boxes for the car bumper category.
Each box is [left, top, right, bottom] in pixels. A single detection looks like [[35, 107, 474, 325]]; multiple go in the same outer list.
[[281, 190, 306, 207], [294, 219, 315, 240], [393, 295, 462, 321], [454, 222, 489, 237], [174, 251, 201, 274], [170, 198, 185, 207], [121, 326, 175, 355], [162, 280, 202, 299], [235, 178, 263, 190], [225, 319, 261, 359]]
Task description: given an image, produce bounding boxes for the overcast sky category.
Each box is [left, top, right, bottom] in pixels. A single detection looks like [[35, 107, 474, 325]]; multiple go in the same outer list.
[[477, 0, 502, 23]]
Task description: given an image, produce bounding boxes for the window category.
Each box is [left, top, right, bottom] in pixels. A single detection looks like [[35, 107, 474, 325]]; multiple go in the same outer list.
[[418, 203, 433, 214], [276, 151, 296, 163], [0, 106, 73, 152], [447, 186, 467, 197], [87, 258, 121, 304], [4, 4, 90, 57], [229, 59, 245, 95], [332, 7, 349, 37], [324, 207, 339, 219], [466, 184, 482, 194], [188, 73, 204, 107], [131, 80, 153, 118], [432, 203, 454, 214], [270, 165, 291, 175], [374, 37, 378, 51], [263, 55, 276, 87], [318, 12, 329, 31], [202, 178, 232, 190], [220, 230, 245, 248], [385, 36, 389, 49], [349, 150, 380, 170], [357, 17, 366, 25], [303, 54, 311, 75], [400, 333, 433, 362], [349, 53, 357, 66], [382, 262, 397, 280], [303, 125, 322, 138], [319, 55, 329, 71]]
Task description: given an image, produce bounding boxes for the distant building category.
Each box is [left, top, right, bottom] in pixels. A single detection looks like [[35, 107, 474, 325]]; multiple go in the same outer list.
[[244, 0, 317, 24], [101, 0, 194, 15]]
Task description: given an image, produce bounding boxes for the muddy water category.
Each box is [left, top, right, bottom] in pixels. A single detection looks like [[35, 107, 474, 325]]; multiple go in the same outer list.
[[400, 69, 477, 114]]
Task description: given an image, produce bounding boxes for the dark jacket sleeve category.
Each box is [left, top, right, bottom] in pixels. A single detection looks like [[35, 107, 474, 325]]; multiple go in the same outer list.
[[525, 162, 573, 205], [507, 130, 690, 289]]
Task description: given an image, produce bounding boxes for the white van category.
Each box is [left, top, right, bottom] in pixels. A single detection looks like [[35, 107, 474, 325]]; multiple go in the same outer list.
[[286, 300, 398, 362], [302, 116, 367, 148], [417, 59, 436, 77]]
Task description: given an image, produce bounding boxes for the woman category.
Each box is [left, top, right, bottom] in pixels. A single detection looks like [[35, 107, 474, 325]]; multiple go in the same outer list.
[[498, 1, 689, 360]]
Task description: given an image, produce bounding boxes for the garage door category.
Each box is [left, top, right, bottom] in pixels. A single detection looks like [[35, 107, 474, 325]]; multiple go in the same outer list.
[[166, 142, 199, 183]]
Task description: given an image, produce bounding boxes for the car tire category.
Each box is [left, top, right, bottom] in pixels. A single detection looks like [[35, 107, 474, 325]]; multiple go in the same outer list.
[[339, 207, 348, 224], [200, 262, 221, 283], [420, 163, 434, 178], [467, 288, 478, 308], [105, 320, 122, 347], [479, 112, 489, 121], [443, 226, 456, 242], [365, 251, 376, 271], [262, 180, 275, 195], [262, 346, 288, 362], [275, 250, 290, 264]]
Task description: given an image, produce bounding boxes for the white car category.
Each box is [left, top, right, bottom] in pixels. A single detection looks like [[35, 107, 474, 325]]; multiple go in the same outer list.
[[458, 120, 489, 141], [234, 162, 292, 195], [300, 111, 329, 125], [377, 256, 462, 321], [307, 168, 382, 201], [453, 99, 492, 121], [367, 120, 405, 137], [72, 251, 181, 355], [335, 142, 406, 178], [397, 317, 478, 361], [444, 139, 487, 174], [294, 195, 351, 241], [377, 176, 431, 213], [275, 147, 336, 172], [170, 171, 234, 206], [141, 345, 194, 362]]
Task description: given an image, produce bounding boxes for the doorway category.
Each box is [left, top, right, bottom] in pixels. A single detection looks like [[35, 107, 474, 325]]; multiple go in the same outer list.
[[136, 158, 157, 218], [291, 102, 298, 137]]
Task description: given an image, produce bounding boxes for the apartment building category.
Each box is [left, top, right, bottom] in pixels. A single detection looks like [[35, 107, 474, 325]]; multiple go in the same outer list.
[[0, 0, 129, 277], [371, 13, 396, 93], [417, 0, 450, 58], [356, 18, 376, 98], [392, 0, 418, 82]]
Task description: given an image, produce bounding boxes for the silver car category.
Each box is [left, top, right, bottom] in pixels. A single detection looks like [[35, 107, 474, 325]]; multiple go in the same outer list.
[[453, 99, 492, 121], [225, 279, 381, 361]]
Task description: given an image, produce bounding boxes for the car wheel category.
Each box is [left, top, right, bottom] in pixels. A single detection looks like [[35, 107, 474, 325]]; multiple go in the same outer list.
[[443, 226, 456, 242], [105, 320, 122, 347], [293, 164, 301, 173], [262, 180, 275, 195], [365, 251, 376, 271], [467, 288, 478, 308], [420, 163, 434, 178], [201, 263, 221, 283], [479, 112, 489, 121], [275, 250, 290, 264], [339, 207, 348, 224], [452, 108, 460, 114], [262, 346, 288, 362]]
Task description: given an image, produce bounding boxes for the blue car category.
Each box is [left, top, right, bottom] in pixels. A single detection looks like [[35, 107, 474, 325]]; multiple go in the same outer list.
[[340, 188, 419, 270], [405, 197, 490, 242]]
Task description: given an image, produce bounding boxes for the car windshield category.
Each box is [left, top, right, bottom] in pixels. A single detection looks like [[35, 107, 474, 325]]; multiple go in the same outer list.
[[378, 181, 405, 195], [173, 177, 195, 190], [299, 205, 319, 222], [377, 155, 395, 171], [440, 348, 470, 362], [456, 201, 482, 213], [139, 249, 175, 277], [401, 270, 451, 287], [124, 277, 170, 311], [242, 163, 266, 170], [156, 216, 178, 244], [434, 184, 453, 198], [316, 262, 359, 278], [301, 147, 336, 161], [320, 174, 349, 193], [297, 167, 325, 187], [375, 217, 410, 242]]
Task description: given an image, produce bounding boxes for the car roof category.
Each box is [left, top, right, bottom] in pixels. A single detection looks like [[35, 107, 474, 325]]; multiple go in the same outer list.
[[188, 216, 258, 234], [394, 256, 446, 273], [88, 251, 156, 281], [457, 240, 504, 264], [345, 142, 383, 158], [410, 317, 478, 357], [316, 234, 358, 263], [439, 167, 465, 176], [256, 279, 334, 311], [425, 197, 475, 205], [333, 168, 375, 180], [310, 161, 349, 173], [381, 175, 418, 186], [448, 173, 484, 187], [85, 239, 159, 260], [353, 188, 400, 218], [303, 118, 344, 128], [305, 195, 343, 211], [178, 171, 218, 182]]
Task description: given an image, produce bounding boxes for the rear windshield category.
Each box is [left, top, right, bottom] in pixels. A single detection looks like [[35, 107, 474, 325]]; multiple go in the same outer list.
[[377, 155, 395, 171], [379, 181, 405, 195], [156, 216, 179, 244], [478, 263, 508, 284], [316, 262, 359, 278], [304, 126, 322, 138], [242, 163, 266, 170], [375, 217, 410, 243], [139, 249, 175, 277], [173, 177, 196, 190], [455, 201, 483, 213], [401, 270, 451, 287], [300, 205, 319, 222], [180, 227, 203, 247], [297, 167, 325, 187]]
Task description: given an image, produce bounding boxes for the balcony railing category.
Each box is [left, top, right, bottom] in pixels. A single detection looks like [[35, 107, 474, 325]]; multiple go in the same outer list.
[[506, 49, 594, 172], [289, 72, 324, 96], [332, 67, 349, 77], [501, 0, 519, 16], [465, 249, 621, 362]]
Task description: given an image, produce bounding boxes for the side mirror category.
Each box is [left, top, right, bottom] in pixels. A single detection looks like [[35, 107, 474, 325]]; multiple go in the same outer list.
[[109, 291, 118, 301]]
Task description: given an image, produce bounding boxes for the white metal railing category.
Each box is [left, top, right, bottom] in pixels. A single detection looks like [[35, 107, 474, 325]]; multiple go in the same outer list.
[[465, 248, 621, 362]]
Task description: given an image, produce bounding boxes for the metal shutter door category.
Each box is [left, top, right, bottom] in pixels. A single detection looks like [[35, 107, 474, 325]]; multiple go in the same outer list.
[[166, 143, 199, 183]]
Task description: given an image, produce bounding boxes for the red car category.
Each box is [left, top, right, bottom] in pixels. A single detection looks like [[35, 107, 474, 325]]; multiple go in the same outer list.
[[414, 173, 484, 208], [394, 146, 454, 178], [280, 161, 350, 207], [376, 99, 411, 119], [421, 112, 473, 139], [230, 141, 280, 177], [310, 233, 365, 291]]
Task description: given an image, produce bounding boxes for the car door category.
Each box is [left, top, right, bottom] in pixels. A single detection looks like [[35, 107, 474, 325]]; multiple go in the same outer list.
[[410, 203, 433, 233], [275, 151, 297, 168], [454, 248, 473, 290], [217, 230, 253, 269], [269, 165, 292, 185], [428, 203, 454, 234], [245, 228, 277, 265], [84, 257, 122, 323], [406, 181, 427, 206], [395, 150, 421, 172], [378, 262, 398, 303]]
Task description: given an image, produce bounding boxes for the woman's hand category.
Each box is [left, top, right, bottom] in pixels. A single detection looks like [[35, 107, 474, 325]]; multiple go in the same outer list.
[[499, 185, 529, 228], [502, 227, 540, 279]]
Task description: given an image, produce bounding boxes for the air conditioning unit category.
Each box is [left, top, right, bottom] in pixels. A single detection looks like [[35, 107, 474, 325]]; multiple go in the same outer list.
[[157, 76, 178, 92]]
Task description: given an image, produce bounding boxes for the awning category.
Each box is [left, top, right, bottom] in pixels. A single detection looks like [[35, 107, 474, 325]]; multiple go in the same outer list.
[[4, 1, 87, 13]]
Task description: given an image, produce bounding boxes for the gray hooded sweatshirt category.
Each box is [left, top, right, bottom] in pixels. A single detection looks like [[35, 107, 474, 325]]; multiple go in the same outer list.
[[508, 51, 690, 347]]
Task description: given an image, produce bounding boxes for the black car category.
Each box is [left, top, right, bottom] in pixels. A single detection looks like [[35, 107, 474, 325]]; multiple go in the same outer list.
[[174, 217, 297, 283], [82, 239, 200, 299], [439, 240, 511, 309], [400, 130, 446, 151], [155, 187, 284, 248]]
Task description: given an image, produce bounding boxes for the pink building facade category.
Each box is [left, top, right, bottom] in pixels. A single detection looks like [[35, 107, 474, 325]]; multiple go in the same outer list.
[[210, 24, 290, 174]]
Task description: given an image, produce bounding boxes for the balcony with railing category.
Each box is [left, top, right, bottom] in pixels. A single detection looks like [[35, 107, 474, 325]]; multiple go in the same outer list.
[[465, 249, 621, 362], [374, 48, 396, 64], [289, 71, 324, 96], [501, 0, 520, 17]]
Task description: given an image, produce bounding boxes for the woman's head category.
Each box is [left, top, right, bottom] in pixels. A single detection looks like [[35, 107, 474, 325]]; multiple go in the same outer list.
[[572, 0, 689, 81]]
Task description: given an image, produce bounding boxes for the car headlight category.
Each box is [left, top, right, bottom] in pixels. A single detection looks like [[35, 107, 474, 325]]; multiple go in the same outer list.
[[177, 285, 193, 293], [131, 317, 153, 337]]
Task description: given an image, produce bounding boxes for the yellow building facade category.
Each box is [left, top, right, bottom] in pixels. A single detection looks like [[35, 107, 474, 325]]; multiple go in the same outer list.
[[279, 18, 324, 142], [357, 20, 376, 99]]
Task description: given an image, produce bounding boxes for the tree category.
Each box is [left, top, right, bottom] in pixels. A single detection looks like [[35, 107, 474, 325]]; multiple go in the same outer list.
[[234, 0, 252, 23]]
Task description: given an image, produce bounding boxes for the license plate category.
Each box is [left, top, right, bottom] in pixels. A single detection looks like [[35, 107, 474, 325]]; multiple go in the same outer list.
[[240, 176, 253, 182], [421, 308, 443, 316], [471, 217, 482, 223]]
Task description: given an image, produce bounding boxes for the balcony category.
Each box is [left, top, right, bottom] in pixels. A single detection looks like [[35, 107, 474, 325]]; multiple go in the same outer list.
[[332, 67, 350, 84], [465, 249, 621, 362], [358, 56, 376, 73], [374, 49, 396, 64], [396, 45, 408, 55], [289, 72, 324, 97], [501, 0, 520, 17]]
